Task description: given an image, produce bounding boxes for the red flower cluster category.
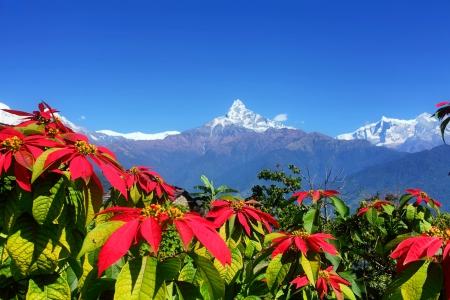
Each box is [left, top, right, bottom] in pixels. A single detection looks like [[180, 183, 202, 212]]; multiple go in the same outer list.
[[96, 204, 231, 276], [291, 266, 351, 300], [406, 188, 442, 207], [1, 102, 127, 195], [293, 189, 339, 205], [270, 230, 338, 258], [207, 199, 278, 235], [357, 200, 392, 216], [125, 166, 176, 199]]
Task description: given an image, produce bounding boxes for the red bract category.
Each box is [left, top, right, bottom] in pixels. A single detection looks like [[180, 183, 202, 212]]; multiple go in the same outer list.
[[147, 170, 176, 199], [357, 200, 392, 216], [390, 227, 450, 273], [206, 199, 279, 236], [0, 127, 63, 191], [44, 133, 127, 197], [167, 206, 231, 266], [293, 189, 339, 205], [406, 188, 442, 207], [96, 204, 168, 277], [3, 101, 71, 134], [97, 205, 231, 277], [125, 166, 154, 193], [270, 230, 338, 258], [291, 266, 351, 300]]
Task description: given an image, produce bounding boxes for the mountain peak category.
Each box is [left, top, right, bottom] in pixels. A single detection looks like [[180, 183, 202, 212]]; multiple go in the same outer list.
[[206, 99, 295, 133], [336, 113, 443, 152]]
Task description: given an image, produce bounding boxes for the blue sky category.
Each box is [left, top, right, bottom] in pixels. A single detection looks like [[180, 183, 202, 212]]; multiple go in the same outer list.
[[0, 1, 449, 137]]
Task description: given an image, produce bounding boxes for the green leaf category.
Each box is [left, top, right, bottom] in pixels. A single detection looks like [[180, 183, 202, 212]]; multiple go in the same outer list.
[[32, 176, 65, 225], [214, 247, 243, 284], [114, 256, 166, 300], [6, 214, 62, 276], [265, 254, 291, 294], [32, 148, 62, 183], [264, 232, 286, 244], [300, 251, 320, 286], [383, 261, 442, 300], [160, 257, 181, 281], [365, 207, 383, 228], [178, 262, 203, 286], [190, 252, 225, 300], [302, 209, 319, 233], [85, 278, 116, 300], [406, 204, 416, 222], [339, 283, 357, 300], [399, 194, 414, 209], [26, 273, 71, 299], [77, 221, 125, 258], [440, 117, 450, 143], [174, 281, 204, 300], [129, 184, 141, 205], [328, 196, 349, 219]]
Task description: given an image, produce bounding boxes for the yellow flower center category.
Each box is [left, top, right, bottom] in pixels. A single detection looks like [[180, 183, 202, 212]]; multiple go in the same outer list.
[[47, 128, 59, 137], [231, 200, 246, 211], [2, 136, 22, 152], [318, 270, 330, 280], [423, 226, 443, 238], [155, 176, 163, 183], [292, 230, 311, 237], [75, 140, 97, 155], [129, 166, 140, 174], [167, 206, 183, 220], [141, 204, 164, 218]]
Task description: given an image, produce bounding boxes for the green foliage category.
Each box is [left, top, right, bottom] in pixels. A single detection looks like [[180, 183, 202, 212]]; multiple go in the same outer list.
[[2, 101, 450, 299]]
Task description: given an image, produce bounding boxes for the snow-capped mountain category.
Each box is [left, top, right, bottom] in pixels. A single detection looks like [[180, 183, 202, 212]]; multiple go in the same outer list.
[[0, 103, 179, 142], [205, 99, 295, 133], [336, 113, 445, 152]]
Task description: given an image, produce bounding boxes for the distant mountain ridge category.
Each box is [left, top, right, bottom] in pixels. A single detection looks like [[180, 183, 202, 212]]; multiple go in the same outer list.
[[336, 113, 444, 152]]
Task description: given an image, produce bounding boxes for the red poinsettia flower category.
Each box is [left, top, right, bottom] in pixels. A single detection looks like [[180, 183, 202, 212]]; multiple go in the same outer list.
[[291, 266, 351, 300], [96, 204, 231, 277], [146, 170, 176, 199], [3, 101, 71, 134], [390, 227, 450, 273], [293, 189, 339, 205], [0, 127, 63, 191], [405, 188, 441, 207], [206, 199, 279, 235], [125, 166, 155, 193], [166, 206, 231, 266], [96, 204, 169, 277], [44, 133, 127, 196], [357, 200, 392, 216], [270, 230, 338, 258]]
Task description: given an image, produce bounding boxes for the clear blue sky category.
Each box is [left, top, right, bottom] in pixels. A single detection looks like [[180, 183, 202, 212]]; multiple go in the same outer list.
[[0, 1, 449, 137]]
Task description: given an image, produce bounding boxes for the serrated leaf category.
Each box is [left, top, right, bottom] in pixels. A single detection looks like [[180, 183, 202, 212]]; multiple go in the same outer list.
[[6, 214, 62, 276], [114, 256, 166, 300], [214, 247, 243, 284], [26, 273, 71, 299], [77, 221, 125, 259]]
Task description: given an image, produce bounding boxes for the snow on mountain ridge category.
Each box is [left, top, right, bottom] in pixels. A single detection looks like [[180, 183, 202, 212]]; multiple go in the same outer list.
[[205, 99, 295, 132], [96, 130, 180, 140], [336, 112, 444, 151]]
